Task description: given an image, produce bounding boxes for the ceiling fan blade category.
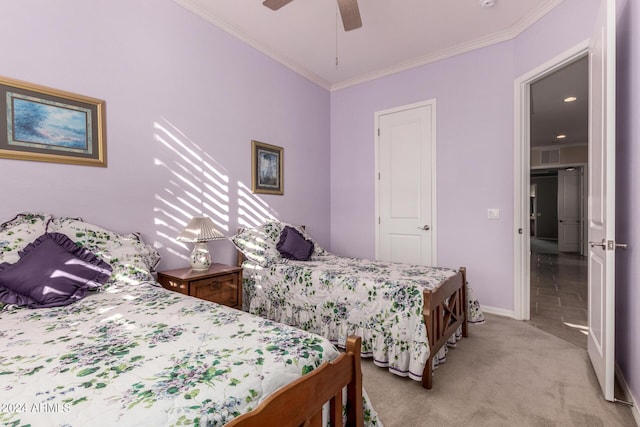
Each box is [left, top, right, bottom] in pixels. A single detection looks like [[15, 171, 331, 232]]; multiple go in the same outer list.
[[337, 0, 362, 31], [262, 0, 294, 11]]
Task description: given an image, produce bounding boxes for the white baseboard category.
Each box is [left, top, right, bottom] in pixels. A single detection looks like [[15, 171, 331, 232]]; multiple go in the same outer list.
[[479, 305, 516, 319], [615, 364, 640, 426]]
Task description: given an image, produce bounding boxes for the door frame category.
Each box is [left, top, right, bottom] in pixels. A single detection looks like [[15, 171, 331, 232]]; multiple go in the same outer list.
[[513, 41, 590, 320], [374, 99, 437, 263]]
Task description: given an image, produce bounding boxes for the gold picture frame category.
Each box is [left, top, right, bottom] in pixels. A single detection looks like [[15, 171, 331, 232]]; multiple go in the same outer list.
[[251, 140, 283, 195], [0, 75, 106, 167]]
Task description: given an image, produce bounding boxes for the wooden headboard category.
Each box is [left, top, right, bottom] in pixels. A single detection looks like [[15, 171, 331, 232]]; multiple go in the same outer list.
[[236, 250, 246, 267]]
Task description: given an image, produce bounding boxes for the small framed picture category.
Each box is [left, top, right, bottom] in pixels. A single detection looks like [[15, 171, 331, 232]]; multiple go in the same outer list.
[[0, 75, 106, 167], [251, 140, 283, 195]]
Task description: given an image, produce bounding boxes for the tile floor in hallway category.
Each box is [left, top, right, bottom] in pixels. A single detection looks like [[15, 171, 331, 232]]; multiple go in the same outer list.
[[526, 238, 588, 350]]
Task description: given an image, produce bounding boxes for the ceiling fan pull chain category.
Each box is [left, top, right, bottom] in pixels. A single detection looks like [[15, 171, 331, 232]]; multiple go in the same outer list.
[[335, 4, 339, 68]]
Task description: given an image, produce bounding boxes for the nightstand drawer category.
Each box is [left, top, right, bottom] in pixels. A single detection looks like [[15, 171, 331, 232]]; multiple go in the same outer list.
[[158, 276, 189, 295], [190, 274, 239, 307], [158, 264, 242, 309]]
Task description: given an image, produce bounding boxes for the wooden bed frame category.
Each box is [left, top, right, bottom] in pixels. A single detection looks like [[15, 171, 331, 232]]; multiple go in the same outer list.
[[422, 266, 467, 389], [235, 228, 468, 390], [226, 335, 363, 427]]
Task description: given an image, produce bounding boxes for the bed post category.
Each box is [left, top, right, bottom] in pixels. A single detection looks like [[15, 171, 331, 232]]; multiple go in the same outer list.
[[422, 291, 435, 389], [237, 250, 246, 267], [236, 227, 246, 267], [345, 335, 364, 427], [460, 266, 468, 338]]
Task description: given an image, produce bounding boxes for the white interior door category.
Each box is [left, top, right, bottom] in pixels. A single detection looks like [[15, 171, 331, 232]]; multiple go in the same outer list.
[[376, 100, 436, 266], [587, 0, 616, 402], [558, 168, 581, 252]]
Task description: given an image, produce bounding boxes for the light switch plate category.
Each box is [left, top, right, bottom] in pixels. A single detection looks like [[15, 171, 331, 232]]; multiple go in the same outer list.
[[488, 208, 500, 219]]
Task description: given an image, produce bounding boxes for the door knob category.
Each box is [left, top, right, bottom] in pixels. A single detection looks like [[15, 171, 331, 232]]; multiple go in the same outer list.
[[417, 225, 430, 231], [589, 239, 629, 250]]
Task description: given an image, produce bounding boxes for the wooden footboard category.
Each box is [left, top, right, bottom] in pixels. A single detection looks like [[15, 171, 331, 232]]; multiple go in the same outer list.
[[226, 335, 364, 427], [421, 267, 468, 389]]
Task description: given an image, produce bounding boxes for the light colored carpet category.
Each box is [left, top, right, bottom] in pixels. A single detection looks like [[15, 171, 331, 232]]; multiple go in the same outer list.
[[362, 314, 637, 427]]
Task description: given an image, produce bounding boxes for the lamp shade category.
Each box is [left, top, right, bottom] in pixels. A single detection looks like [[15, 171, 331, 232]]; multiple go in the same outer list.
[[176, 217, 225, 243]]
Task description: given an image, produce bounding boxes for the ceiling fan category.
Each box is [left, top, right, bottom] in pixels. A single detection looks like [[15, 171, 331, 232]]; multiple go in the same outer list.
[[262, 0, 362, 31]]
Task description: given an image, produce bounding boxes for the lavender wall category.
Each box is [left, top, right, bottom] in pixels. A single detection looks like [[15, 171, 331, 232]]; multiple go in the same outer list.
[[331, 42, 516, 311], [0, 0, 331, 270], [615, 0, 640, 412], [330, 0, 600, 313]]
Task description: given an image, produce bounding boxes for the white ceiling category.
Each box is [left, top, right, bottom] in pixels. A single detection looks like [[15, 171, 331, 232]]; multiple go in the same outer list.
[[530, 56, 589, 148], [175, 0, 565, 91], [174, 0, 587, 149]]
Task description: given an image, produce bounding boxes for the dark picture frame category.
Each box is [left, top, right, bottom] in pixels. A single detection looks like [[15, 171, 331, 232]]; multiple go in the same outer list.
[[251, 140, 283, 195], [0, 75, 106, 167]]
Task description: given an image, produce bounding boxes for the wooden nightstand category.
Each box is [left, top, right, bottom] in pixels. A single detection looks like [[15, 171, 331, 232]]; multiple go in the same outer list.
[[158, 263, 243, 310]]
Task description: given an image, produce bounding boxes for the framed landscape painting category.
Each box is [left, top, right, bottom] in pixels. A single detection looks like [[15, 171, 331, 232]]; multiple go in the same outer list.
[[251, 140, 283, 195], [0, 75, 106, 167]]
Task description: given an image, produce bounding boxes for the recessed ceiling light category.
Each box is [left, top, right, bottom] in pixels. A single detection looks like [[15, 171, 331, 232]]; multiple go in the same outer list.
[[480, 0, 495, 8], [557, 134, 567, 139], [564, 96, 577, 103]]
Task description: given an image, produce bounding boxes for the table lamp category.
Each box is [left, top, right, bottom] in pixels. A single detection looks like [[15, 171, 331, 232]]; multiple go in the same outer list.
[[177, 216, 225, 270]]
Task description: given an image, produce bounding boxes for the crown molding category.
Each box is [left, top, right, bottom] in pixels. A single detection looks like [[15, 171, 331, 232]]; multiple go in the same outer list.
[[175, 0, 565, 93], [330, 0, 565, 91], [509, 0, 565, 35], [174, 0, 332, 90], [330, 28, 517, 91]]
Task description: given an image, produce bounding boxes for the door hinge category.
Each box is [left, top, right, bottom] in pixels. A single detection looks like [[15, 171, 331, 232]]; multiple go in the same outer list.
[[518, 228, 523, 234], [378, 172, 380, 180], [378, 128, 380, 136], [378, 217, 380, 224]]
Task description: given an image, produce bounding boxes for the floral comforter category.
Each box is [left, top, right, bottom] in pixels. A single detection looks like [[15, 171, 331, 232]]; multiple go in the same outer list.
[[0, 281, 380, 427], [243, 254, 485, 382]]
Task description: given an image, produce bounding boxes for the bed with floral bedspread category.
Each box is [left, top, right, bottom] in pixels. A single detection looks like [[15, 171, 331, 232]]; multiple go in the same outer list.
[[0, 213, 380, 427], [233, 221, 485, 386]]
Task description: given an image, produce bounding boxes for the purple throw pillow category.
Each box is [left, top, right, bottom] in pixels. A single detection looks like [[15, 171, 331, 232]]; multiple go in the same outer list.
[[0, 232, 113, 308], [276, 226, 314, 261]]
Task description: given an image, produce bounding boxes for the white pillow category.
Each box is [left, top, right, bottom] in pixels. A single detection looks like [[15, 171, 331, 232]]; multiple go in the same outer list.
[[47, 216, 160, 286], [230, 220, 286, 267], [231, 220, 328, 267]]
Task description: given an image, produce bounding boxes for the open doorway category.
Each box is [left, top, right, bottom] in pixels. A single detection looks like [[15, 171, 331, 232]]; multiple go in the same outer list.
[[526, 57, 589, 349], [515, 4, 617, 399], [528, 167, 588, 348]]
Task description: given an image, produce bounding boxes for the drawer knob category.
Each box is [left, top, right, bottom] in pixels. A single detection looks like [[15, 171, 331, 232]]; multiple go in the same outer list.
[[209, 282, 221, 291]]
